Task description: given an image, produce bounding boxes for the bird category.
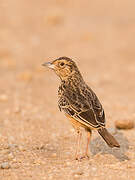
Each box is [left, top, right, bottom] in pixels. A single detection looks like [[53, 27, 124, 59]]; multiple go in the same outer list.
[[42, 56, 120, 160]]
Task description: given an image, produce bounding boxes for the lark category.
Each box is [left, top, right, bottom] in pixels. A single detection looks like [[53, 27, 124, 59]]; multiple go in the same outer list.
[[42, 57, 120, 160]]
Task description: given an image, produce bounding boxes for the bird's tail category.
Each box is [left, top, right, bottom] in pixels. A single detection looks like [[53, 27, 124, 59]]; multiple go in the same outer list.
[[98, 128, 120, 148]]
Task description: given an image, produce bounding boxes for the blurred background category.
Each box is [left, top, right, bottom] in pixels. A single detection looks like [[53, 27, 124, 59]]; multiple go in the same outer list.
[[0, 0, 135, 179]]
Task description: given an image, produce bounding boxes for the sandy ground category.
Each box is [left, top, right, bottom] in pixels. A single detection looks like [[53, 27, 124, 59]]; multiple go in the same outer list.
[[0, 0, 135, 179]]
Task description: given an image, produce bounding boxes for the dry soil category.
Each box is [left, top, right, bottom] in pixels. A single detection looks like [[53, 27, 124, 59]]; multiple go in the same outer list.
[[0, 0, 135, 179]]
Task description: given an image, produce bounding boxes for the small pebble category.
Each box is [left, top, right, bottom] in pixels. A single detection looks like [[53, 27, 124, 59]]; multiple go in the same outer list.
[[74, 174, 79, 178], [8, 144, 18, 149], [91, 167, 97, 172], [8, 153, 14, 160], [1, 162, 11, 169], [14, 107, 21, 113], [51, 153, 57, 157], [115, 119, 134, 129], [18, 145, 26, 151], [66, 161, 71, 166], [73, 170, 84, 177], [0, 94, 8, 101]]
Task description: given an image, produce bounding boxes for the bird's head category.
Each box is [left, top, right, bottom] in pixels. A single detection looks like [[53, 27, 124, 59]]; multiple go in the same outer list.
[[42, 57, 80, 80]]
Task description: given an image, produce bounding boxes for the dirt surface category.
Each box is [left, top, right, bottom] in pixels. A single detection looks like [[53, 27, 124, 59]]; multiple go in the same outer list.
[[0, 0, 135, 179]]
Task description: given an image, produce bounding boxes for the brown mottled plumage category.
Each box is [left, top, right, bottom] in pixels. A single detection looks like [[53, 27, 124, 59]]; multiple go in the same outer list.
[[42, 57, 120, 160]]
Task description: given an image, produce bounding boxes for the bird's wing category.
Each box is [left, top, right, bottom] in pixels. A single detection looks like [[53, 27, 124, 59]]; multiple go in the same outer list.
[[91, 95, 105, 125], [87, 87, 105, 126], [58, 91, 105, 129]]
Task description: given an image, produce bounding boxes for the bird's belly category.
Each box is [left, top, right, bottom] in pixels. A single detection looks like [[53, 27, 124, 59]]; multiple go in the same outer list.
[[65, 113, 95, 131]]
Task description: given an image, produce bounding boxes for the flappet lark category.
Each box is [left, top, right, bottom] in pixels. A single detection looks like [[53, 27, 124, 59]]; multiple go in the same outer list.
[[42, 57, 120, 160]]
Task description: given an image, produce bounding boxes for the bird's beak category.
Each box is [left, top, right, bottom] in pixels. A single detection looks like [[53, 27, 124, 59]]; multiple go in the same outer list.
[[42, 62, 55, 69]]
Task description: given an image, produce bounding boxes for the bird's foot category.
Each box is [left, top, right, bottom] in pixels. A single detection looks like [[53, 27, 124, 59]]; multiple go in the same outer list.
[[75, 154, 89, 161], [80, 154, 89, 159]]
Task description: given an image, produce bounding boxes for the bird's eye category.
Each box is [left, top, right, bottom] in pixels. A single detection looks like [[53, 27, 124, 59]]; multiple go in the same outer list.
[[60, 62, 65, 66]]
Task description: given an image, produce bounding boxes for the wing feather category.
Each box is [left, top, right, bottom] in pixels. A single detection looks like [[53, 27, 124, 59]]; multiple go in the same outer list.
[[58, 84, 105, 128]]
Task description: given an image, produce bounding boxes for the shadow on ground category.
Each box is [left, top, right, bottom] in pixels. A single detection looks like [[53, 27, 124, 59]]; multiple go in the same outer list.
[[90, 130, 129, 161]]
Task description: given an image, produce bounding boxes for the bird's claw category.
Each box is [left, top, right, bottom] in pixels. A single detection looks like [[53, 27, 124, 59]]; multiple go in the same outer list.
[[75, 154, 89, 161]]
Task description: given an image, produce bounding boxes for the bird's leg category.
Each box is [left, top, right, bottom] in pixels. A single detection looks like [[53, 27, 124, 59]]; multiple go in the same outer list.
[[80, 130, 91, 159], [85, 130, 91, 158], [75, 130, 82, 160]]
